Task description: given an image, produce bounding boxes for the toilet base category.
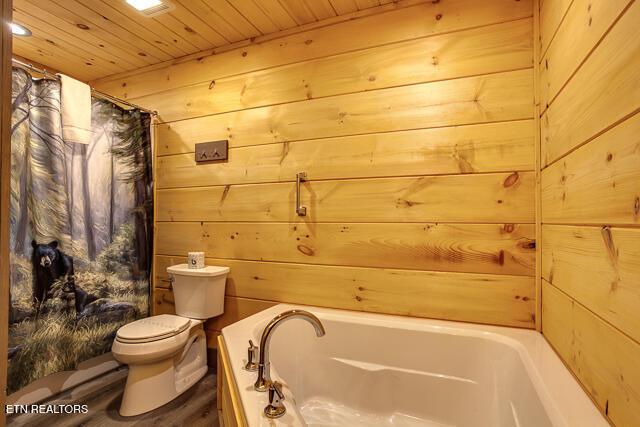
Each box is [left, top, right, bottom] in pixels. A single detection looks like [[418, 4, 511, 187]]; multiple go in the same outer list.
[[119, 329, 208, 417]]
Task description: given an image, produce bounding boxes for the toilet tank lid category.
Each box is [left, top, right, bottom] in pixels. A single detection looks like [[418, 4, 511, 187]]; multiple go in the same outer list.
[[167, 263, 230, 277]]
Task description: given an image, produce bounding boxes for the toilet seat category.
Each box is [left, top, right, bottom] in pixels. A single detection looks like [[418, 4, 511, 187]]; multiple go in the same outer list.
[[116, 314, 191, 344]]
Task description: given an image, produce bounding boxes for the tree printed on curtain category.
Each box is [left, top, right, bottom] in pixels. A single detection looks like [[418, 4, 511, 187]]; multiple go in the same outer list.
[[7, 69, 153, 394]]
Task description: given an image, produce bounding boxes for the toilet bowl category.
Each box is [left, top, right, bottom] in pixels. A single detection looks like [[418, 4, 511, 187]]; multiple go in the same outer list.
[[112, 264, 229, 416]]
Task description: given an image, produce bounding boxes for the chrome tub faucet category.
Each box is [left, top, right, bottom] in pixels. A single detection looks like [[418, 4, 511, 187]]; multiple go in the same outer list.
[[254, 309, 325, 392]]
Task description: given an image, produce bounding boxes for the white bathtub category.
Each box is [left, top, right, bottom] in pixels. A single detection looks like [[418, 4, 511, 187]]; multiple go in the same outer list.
[[221, 305, 607, 427]]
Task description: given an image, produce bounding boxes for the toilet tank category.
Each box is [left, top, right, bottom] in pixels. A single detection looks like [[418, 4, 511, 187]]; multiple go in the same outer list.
[[166, 264, 230, 319]]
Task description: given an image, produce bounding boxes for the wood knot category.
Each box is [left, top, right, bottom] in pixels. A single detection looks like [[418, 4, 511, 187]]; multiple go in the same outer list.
[[297, 245, 315, 256], [435, 13, 443, 20], [241, 51, 247, 57], [76, 23, 90, 30], [397, 199, 419, 208], [305, 39, 313, 45], [184, 26, 195, 33], [634, 196, 640, 216], [368, 75, 376, 82], [503, 172, 519, 188], [519, 240, 536, 250], [209, 80, 216, 90], [503, 224, 515, 233]]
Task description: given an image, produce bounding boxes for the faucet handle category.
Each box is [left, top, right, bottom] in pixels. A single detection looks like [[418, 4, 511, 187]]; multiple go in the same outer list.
[[264, 381, 286, 419], [244, 340, 259, 371]]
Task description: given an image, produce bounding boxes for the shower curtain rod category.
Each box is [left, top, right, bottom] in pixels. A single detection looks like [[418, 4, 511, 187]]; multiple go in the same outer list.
[[11, 57, 158, 116]]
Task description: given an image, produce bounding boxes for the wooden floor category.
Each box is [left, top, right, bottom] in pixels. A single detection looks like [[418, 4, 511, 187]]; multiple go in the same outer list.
[[7, 368, 219, 427]]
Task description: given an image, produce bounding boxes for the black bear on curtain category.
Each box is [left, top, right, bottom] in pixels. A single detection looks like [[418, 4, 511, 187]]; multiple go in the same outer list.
[[30, 240, 75, 316]]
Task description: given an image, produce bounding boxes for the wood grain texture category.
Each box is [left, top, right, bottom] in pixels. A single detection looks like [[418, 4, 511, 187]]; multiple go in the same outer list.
[[157, 172, 535, 223], [1, 0, 12, 424], [156, 69, 533, 155], [533, 0, 542, 331], [138, 18, 533, 122], [156, 256, 535, 328], [157, 120, 534, 188], [129, 4, 536, 330], [155, 222, 535, 275], [541, 113, 640, 225], [538, 0, 573, 57], [93, 0, 533, 99], [540, 1, 640, 166], [542, 225, 640, 344], [6, 368, 219, 427], [11, 7, 125, 74], [542, 281, 640, 427], [539, 0, 631, 111], [13, 0, 149, 70], [218, 336, 249, 427], [539, 1, 640, 424], [14, 0, 438, 81]]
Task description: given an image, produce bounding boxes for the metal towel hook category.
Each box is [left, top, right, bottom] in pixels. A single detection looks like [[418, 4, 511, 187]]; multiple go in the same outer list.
[[296, 172, 307, 216]]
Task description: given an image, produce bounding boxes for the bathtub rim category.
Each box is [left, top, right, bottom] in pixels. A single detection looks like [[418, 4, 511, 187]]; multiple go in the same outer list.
[[221, 304, 608, 427]]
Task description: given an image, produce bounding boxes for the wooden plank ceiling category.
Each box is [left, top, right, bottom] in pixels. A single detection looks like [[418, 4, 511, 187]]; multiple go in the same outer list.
[[12, 0, 399, 81]]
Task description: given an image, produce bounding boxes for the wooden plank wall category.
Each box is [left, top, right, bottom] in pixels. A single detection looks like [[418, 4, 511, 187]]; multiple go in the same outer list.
[[538, 0, 640, 425], [1, 0, 13, 425], [93, 0, 537, 345]]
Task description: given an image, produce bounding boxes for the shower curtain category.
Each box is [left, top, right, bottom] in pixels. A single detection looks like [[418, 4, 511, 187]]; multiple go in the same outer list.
[[7, 69, 153, 394]]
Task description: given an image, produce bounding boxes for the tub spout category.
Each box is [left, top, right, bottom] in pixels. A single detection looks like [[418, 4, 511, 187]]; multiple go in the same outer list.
[[254, 309, 325, 392]]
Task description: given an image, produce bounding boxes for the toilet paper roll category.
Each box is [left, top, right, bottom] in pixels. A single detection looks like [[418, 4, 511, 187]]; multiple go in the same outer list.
[[188, 252, 205, 269]]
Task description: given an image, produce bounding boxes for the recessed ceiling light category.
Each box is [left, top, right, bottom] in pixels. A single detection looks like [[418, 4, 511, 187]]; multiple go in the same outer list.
[[10, 23, 32, 37], [126, 0, 163, 11]]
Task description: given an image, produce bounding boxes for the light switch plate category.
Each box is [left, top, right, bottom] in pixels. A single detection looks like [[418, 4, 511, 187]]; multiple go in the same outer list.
[[195, 140, 228, 162]]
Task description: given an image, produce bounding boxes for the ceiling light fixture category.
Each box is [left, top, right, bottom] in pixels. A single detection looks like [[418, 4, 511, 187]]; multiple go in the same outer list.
[[125, 0, 172, 16], [10, 23, 32, 37], [125, 0, 163, 11]]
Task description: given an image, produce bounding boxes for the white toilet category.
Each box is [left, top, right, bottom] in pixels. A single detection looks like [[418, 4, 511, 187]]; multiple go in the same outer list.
[[112, 264, 229, 416]]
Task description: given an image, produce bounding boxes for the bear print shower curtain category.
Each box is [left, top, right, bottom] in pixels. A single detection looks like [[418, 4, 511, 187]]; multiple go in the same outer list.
[[7, 69, 153, 394]]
